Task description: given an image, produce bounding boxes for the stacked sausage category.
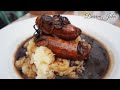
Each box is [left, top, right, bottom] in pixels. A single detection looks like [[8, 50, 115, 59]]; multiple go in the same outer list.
[[34, 14, 91, 61]]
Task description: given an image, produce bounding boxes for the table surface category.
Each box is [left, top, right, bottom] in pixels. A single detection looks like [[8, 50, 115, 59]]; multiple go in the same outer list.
[[5, 11, 120, 28]]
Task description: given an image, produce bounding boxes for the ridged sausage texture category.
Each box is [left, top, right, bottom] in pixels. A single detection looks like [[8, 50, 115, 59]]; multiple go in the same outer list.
[[36, 14, 81, 41], [35, 35, 91, 61]]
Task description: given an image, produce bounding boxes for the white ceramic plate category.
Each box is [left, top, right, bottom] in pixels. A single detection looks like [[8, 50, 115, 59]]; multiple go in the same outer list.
[[0, 15, 120, 79]]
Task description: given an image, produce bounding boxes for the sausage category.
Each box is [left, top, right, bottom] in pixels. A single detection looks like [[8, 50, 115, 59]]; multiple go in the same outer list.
[[35, 14, 81, 41], [34, 35, 91, 61]]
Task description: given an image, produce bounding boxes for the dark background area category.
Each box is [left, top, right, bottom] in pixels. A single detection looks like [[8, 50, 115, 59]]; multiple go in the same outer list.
[[0, 11, 27, 29], [0, 11, 120, 29]]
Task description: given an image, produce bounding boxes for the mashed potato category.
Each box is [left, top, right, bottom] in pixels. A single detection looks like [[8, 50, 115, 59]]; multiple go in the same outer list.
[[15, 36, 85, 79], [31, 46, 55, 79], [50, 58, 84, 79], [50, 58, 69, 72], [75, 36, 81, 42], [26, 39, 36, 56], [15, 57, 37, 78]]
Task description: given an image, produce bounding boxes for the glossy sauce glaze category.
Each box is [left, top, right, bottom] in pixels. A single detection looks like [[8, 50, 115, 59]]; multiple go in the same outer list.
[[14, 34, 110, 79]]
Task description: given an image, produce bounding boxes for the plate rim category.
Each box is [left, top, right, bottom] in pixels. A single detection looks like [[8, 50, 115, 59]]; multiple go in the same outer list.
[[0, 15, 120, 79]]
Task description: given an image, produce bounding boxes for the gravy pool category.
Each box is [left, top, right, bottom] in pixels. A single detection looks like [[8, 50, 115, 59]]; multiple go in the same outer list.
[[14, 34, 110, 79]]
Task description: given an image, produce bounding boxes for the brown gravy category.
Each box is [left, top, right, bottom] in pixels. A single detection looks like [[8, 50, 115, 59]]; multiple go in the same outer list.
[[14, 34, 110, 79]]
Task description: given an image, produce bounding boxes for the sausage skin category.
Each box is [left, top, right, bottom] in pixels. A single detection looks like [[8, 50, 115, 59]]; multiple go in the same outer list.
[[35, 14, 81, 41], [35, 35, 91, 61]]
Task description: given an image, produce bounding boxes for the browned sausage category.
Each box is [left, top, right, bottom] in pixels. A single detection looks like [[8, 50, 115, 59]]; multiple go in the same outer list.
[[35, 35, 91, 61], [35, 14, 81, 41]]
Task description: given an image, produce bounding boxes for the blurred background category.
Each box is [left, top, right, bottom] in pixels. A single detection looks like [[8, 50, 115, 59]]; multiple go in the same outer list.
[[0, 11, 120, 29], [0, 11, 27, 29]]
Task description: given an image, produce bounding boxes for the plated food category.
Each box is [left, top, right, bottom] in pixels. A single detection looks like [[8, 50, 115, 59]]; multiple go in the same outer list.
[[14, 15, 110, 79]]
